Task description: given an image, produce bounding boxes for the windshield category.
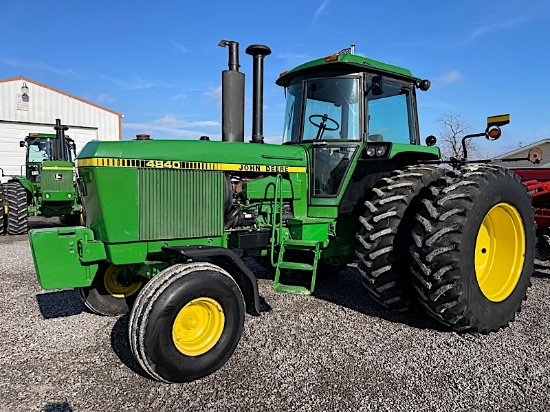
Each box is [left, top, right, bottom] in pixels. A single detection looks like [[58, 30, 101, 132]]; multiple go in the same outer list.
[[27, 138, 52, 163], [366, 78, 416, 144], [283, 77, 360, 143], [26, 137, 75, 163]]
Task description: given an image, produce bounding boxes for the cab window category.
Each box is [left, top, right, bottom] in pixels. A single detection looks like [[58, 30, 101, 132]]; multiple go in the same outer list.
[[366, 78, 416, 144], [27, 139, 51, 163], [283, 77, 361, 143]]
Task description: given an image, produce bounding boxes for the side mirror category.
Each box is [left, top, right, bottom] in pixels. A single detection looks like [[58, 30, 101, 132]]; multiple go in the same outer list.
[[371, 75, 384, 96], [19, 141, 25, 147], [425, 135, 437, 146], [417, 79, 431, 91]]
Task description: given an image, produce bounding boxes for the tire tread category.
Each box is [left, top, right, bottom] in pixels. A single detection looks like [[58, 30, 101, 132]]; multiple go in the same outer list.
[[354, 165, 446, 311], [410, 165, 534, 332], [6, 182, 28, 235], [129, 262, 244, 383]]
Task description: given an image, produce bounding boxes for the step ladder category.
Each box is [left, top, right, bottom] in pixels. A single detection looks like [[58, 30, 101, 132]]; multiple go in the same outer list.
[[273, 238, 321, 295]]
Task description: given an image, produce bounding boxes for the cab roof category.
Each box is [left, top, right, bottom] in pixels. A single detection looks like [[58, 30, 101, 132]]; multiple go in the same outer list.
[[276, 53, 419, 87]]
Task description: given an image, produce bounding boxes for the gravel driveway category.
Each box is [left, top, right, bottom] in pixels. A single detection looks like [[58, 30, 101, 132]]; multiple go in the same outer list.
[[1, 229, 549, 411]]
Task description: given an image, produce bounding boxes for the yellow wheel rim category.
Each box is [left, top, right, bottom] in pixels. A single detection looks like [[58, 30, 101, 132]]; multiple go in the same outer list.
[[172, 297, 225, 356], [103, 265, 143, 298], [475, 202, 525, 302]]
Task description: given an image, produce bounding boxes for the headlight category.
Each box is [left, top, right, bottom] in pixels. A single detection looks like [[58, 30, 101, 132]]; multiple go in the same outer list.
[[366, 146, 376, 156], [376, 146, 387, 156], [45, 193, 50, 199], [67, 193, 72, 198]]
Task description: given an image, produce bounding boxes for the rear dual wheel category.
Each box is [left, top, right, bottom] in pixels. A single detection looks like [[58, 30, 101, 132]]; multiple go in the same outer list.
[[78, 264, 143, 316], [355, 165, 446, 311], [129, 262, 245, 383], [411, 165, 534, 333]]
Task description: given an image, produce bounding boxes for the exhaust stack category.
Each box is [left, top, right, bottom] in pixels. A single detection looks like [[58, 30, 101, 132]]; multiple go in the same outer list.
[[52, 119, 69, 161], [246, 44, 271, 144], [219, 40, 244, 142]]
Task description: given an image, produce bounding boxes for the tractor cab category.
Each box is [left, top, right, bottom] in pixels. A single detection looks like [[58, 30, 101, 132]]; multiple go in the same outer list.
[[22, 133, 76, 183], [277, 52, 437, 206]]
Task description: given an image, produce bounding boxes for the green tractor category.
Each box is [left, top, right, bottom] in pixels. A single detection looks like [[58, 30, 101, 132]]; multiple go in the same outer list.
[[1, 120, 81, 235], [29, 41, 535, 383]]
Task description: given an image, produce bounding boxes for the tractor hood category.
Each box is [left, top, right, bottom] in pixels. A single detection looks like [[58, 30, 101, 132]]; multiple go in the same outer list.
[[77, 140, 307, 173]]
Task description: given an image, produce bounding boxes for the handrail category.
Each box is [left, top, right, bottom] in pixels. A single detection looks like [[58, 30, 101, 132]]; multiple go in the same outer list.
[[269, 173, 283, 267]]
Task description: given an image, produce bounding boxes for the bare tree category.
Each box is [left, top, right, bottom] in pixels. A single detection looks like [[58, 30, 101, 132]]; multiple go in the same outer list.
[[437, 112, 480, 160]]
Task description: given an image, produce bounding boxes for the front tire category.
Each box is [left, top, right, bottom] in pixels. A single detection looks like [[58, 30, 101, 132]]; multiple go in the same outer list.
[[411, 166, 534, 333], [77, 264, 143, 316], [129, 262, 245, 383]]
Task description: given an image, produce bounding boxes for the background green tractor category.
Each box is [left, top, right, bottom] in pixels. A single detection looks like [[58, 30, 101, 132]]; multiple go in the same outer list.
[[0, 119, 81, 235], [28, 41, 535, 383]]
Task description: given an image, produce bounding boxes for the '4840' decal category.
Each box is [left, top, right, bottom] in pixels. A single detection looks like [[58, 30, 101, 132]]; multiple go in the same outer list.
[[145, 160, 184, 168]]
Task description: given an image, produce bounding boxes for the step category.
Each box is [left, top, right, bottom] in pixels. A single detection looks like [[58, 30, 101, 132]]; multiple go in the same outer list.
[[277, 262, 314, 271], [282, 239, 319, 248], [273, 283, 312, 295]]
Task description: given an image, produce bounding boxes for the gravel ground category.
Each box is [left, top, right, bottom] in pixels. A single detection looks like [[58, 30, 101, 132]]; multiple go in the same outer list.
[[1, 223, 550, 411]]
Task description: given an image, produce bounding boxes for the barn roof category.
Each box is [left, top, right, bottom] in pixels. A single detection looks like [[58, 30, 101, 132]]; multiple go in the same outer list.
[[0, 76, 122, 117]]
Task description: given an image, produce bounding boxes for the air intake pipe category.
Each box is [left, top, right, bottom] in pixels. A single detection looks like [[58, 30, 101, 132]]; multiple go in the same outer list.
[[219, 40, 245, 142], [246, 44, 271, 144]]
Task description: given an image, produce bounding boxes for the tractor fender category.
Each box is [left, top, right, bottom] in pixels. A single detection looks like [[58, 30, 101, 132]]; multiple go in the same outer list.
[[7, 176, 33, 195], [162, 245, 264, 316]]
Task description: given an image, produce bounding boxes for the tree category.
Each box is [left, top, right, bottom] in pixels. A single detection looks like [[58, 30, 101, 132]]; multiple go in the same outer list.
[[437, 112, 480, 160]]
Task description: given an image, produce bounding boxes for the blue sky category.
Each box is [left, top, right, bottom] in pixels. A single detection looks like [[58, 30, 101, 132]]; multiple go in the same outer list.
[[1, 0, 549, 156]]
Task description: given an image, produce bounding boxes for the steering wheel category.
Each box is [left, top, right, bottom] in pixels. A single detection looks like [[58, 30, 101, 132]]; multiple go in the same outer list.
[[309, 114, 340, 139]]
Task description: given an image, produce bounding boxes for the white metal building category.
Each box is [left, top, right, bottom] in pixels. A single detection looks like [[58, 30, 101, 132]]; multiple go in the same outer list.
[[494, 139, 550, 168], [0, 76, 122, 182]]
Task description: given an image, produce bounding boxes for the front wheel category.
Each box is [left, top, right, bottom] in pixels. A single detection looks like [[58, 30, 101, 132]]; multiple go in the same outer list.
[[129, 262, 245, 383], [411, 166, 535, 333], [77, 264, 144, 316]]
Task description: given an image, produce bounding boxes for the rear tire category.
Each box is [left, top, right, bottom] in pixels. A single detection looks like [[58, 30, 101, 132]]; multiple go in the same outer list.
[[5, 182, 28, 235], [77, 264, 143, 316], [355, 165, 446, 312], [129, 262, 245, 383], [410, 165, 534, 333]]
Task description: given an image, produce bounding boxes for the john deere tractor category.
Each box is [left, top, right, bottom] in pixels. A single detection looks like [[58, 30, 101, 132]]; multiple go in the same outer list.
[[29, 41, 535, 383], [0, 120, 81, 235]]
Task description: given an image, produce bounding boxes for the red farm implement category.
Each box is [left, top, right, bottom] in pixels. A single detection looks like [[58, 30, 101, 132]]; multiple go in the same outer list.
[[514, 168, 550, 259]]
